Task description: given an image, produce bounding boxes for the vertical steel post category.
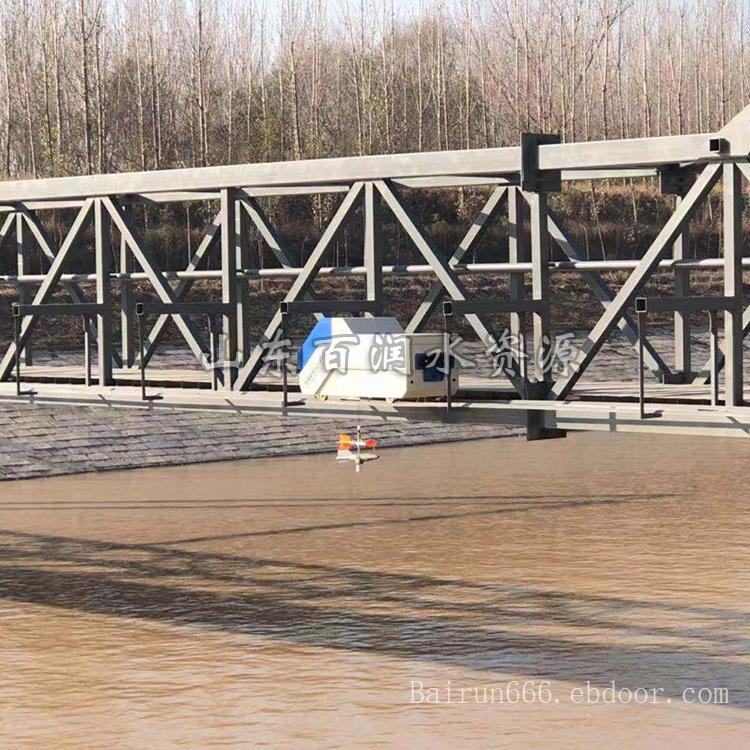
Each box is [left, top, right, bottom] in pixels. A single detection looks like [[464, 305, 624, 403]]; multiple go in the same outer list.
[[508, 188, 526, 343], [673, 195, 691, 378], [82, 316, 91, 387], [723, 163, 744, 407], [280, 308, 288, 408], [638, 310, 646, 419], [220, 189, 238, 389], [94, 198, 114, 385], [15, 215, 32, 365], [528, 192, 551, 384], [364, 182, 384, 317], [236, 200, 251, 363], [709, 310, 719, 407], [208, 315, 219, 391], [518, 311, 527, 400], [443, 303, 453, 412], [120, 207, 135, 367], [13, 310, 21, 396], [137, 307, 147, 401]]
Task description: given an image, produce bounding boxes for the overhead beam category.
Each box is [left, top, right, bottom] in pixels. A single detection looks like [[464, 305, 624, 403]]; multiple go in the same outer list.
[[0, 117, 744, 204], [0, 169, 661, 212]]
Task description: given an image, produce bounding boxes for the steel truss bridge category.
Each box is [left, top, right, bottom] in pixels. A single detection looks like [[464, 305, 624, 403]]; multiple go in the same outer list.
[[2, 105, 750, 440]]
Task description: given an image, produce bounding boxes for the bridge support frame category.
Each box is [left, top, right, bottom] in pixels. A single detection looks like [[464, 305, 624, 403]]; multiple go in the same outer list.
[[0, 102, 747, 438]]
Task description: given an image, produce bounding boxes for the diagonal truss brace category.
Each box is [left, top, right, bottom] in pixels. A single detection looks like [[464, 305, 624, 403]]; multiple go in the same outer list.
[[548, 162, 722, 400], [543, 204, 672, 381], [406, 186, 508, 333], [139, 209, 221, 366], [239, 197, 323, 319], [103, 198, 210, 367], [0, 201, 94, 381], [0, 214, 14, 244], [376, 180, 525, 393], [234, 183, 365, 391], [241, 196, 298, 268], [19, 207, 124, 368]]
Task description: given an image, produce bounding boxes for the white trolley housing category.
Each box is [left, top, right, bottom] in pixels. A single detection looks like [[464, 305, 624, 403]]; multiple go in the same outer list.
[[297, 317, 458, 401]]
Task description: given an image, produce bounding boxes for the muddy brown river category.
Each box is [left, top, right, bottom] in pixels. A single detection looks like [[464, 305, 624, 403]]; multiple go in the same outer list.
[[0, 432, 747, 748]]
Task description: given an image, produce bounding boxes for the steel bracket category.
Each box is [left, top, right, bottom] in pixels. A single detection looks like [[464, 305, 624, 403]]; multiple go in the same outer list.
[[658, 164, 697, 197], [521, 133, 562, 193]]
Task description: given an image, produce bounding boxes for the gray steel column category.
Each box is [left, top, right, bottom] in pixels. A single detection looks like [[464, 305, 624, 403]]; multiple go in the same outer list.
[[94, 198, 114, 385], [220, 188, 238, 389], [235, 200, 250, 361], [15, 214, 32, 365], [120, 207, 135, 367], [528, 191, 551, 382], [723, 163, 744, 407], [508, 187, 526, 343], [364, 182, 384, 316], [673, 195, 691, 377]]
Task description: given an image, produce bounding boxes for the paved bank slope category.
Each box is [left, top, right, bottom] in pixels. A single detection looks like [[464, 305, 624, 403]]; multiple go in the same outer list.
[[0, 403, 521, 481]]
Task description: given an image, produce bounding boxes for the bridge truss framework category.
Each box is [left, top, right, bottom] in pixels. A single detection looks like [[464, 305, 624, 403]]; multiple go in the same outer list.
[[2, 105, 750, 439]]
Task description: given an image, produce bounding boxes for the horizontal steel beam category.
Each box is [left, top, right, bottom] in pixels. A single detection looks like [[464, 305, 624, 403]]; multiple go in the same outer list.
[[0, 104, 746, 203], [0, 170, 664, 210], [135, 301, 232, 316], [12, 302, 103, 317], [280, 300, 379, 315], [443, 299, 548, 315], [1, 257, 746, 286], [635, 295, 742, 314], [9, 378, 750, 440]]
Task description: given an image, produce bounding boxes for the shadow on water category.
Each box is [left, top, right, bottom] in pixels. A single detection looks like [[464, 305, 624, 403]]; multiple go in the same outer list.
[[0, 492, 747, 707]]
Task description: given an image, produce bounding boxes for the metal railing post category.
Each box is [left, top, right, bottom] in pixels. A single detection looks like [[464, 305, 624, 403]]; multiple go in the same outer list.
[[637, 309, 646, 419], [280, 306, 289, 409], [207, 314, 219, 391], [442, 301, 453, 413], [518, 311, 528, 400], [709, 310, 719, 407], [82, 315, 91, 387], [136, 305, 146, 401], [13, 306, 20, 396]]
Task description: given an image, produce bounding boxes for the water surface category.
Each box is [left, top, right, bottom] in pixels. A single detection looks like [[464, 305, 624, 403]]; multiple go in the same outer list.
[[0, 433, 747, 748]]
